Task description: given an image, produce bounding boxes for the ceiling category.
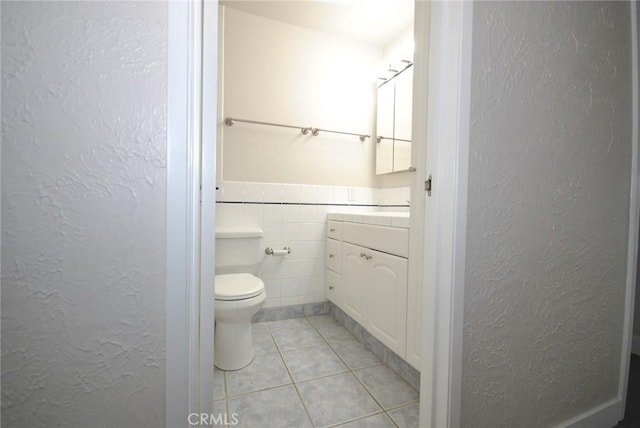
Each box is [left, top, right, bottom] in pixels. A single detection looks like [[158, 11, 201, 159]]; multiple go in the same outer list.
[[220, 0, 414, 48]]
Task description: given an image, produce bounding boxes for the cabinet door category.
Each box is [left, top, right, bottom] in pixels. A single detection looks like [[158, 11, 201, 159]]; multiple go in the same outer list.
[[393, 68, 413, 172], [393, 67, 413, 142], [325, 268, 342, 308], [366, 249, 408, 358], [376, 81, 394, 175], [376, 81, 395, 139], [342, 242, 368, 325]]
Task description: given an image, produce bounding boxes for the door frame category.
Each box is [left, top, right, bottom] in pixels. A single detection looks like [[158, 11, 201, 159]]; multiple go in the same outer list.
[[168, 0, 475, 426], [166, 0, 217, 426], [168, 1, 640, 426], [415, 2, 640, 427], [417, 1, 473, 427], [619, 0, 640, 423]]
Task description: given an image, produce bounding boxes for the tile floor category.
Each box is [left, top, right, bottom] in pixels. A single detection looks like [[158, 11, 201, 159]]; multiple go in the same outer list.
[[214, 315, 419, 427]]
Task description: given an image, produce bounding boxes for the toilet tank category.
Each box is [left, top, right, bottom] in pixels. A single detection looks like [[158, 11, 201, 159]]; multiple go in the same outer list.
[[215, 226, 263, 269]]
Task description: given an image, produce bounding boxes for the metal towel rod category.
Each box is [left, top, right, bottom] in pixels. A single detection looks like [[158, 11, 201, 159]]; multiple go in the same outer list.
[[376, 136, 412, 144], [224, 117, 370, 142]]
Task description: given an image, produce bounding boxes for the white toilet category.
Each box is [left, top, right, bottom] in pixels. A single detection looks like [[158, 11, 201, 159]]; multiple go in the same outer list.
[[214, 226, 266, 371]]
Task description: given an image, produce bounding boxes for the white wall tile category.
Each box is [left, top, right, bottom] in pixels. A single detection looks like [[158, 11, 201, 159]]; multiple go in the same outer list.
[[262, 262, 280, 279], [298, 223, 319, 241], [216, 187, 224, 202], [298, 277, 314, 295], [306, 258, 325, 276], [243, 204, 264, 226], [244, 182, 264, 203], [263, 204, 283, 223], [221, 204, 243, 226], [359, 187, 377, 205], [263, 298, 281, 308], [223, 181, 244, 202], [379, 186, 411, 206], [281, 183, 301, 203], [263, 183, 283, 203], [215, 203, 224, 227], [261, 223, 282, 242], [317, 185, 334, 204], [334, 186, 349, 204], [280, 296, 300, 306], [311, 276, 325, 294], [297, 241, 321, 259], [282, 223, 299, 242], [281, 278, 300, 297], [315, 223, 326, 240], [279, 259, 300, 279], [299, 184, 319, 203], [300, 295, 326, 304], [264, 279, 282, 299], [282, 204, 301, 223]]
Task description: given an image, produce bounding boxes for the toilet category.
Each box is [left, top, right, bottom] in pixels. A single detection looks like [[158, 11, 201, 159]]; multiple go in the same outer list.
[[215, 226, 266, 371]]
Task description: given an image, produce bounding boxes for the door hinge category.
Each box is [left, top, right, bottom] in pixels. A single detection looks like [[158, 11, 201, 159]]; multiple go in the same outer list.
[[425, 175, 432, 196]]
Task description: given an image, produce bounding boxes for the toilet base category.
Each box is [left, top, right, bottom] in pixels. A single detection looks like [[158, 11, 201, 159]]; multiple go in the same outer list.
[[214, 320, 255, 371]]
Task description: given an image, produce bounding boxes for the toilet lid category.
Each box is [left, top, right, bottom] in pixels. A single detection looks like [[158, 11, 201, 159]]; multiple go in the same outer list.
[[215, 273, 265, 301]]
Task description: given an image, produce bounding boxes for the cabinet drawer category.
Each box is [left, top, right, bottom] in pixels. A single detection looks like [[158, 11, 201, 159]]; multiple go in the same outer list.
[[326, 238, 342, 273], [327, 220, 342, 240], [325, 269, 342, 306], [342, 222, 409, 258]]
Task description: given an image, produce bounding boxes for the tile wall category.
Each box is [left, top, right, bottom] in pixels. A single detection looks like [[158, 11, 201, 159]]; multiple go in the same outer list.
[[216, 181, 410, 308]]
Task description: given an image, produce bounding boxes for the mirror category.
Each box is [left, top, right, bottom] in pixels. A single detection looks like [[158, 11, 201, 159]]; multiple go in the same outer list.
[[376, 59, 413, 175], [376, 63, 413, 174]]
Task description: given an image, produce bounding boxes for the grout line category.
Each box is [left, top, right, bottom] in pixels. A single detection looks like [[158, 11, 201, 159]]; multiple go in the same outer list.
[[232, 315, 417, 427], [223, 371, 230, 421], [326, 411, 398, 428], [321, 313, 410, 427], [270, 322, 317, 428], [305, 315, 391, 427], [332, 307, 420, 392], [224, 380, 293, 401]]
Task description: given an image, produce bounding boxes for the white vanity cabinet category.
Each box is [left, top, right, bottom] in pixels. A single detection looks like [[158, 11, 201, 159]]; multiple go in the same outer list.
[[326, 213, 409, 359]]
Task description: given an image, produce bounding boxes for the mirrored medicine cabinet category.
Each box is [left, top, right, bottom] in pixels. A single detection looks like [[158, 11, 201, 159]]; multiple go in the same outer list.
[[376, 65, 413, 175]]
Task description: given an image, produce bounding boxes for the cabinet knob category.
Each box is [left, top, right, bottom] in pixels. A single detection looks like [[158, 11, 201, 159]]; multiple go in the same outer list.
[[330, 228, 336, 232], [329, 286, 334, 290], [329, 254, 335, 258]]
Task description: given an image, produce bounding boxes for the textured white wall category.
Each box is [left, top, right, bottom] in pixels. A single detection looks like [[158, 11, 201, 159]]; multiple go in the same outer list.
[[463, 2, 632, 427], [1, 2, 167, 427]]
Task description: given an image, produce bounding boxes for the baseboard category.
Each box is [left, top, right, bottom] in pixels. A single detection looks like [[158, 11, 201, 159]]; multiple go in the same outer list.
[[558, 398, 622, 428], [632, 335, 640, 355], [251, 301, 331, 323], [330, 303, 421, 391]]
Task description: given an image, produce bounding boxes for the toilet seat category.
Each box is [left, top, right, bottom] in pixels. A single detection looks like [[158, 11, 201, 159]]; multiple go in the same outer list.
[[215, 273, 265, 301]]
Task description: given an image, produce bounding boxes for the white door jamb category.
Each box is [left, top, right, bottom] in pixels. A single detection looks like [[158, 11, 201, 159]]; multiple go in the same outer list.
[[419, 2, 474, 427]]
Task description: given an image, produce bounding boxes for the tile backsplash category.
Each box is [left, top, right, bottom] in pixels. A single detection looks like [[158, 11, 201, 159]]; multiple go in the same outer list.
[[215, 181, 410, 308]]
